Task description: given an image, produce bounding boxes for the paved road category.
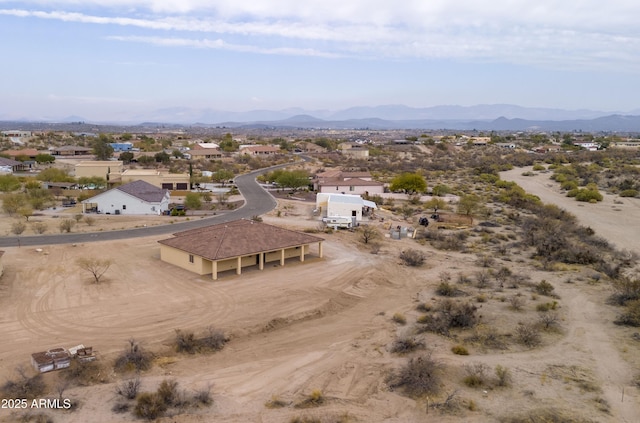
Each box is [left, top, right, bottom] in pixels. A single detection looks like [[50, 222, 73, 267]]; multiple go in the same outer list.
[[0, 161, 296, 247]]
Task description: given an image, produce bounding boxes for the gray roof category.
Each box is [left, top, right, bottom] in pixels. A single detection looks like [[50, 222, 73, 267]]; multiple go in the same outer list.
[[0, 156, 21, 166], [116, 180, 168, 202]]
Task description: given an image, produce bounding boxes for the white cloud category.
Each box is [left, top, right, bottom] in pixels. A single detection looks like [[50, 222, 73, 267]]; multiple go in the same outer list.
[[2, 1, 640, 69]]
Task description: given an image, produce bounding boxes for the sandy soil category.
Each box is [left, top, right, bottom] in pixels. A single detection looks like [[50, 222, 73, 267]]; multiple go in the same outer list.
[[0, 185, 639, 422]]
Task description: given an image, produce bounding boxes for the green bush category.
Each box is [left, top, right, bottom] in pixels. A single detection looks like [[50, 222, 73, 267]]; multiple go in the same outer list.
[[620, 189, 638, 198], [451, 345, 469, 355], [535, 280, 555, 296], [134, 392, 167, 420], [392, 313, 407, 325], [574, 188, 603, 202]]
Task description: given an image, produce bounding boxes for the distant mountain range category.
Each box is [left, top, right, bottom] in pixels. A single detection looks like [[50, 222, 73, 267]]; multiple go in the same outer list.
[[3, 104, 640, 131]]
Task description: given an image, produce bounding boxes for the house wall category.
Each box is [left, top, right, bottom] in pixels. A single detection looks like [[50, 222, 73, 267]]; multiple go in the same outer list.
[[160, 245, 210, 275], [89, 190, 169, 215], [75, 161, 124, 179], [319, 184, 383, 195], [121, 172, 190, 190], [326, 201, 362, 221]]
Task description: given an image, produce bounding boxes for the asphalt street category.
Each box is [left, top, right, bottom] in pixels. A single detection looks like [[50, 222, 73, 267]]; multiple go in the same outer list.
[[0, 161, 294, 248]]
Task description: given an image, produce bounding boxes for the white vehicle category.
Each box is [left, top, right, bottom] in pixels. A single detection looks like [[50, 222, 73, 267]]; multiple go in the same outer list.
[[322, 216, 354, 229]]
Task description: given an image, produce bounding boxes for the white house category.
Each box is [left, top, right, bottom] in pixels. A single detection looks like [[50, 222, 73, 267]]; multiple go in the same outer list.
[[316, 193, 377, 225], [81, 180, 170, 215]]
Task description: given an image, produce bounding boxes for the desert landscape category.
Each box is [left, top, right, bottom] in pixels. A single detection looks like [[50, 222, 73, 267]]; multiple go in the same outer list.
[[1, 166, 639, 423]]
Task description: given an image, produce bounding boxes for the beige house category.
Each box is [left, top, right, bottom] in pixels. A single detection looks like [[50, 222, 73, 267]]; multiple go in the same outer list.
[[75, 161, 124, 179], [239, 145, 281, 156], [339, 143, 369, 159], [120, 169, 190, 190], [315, 170, 384, 195], [159, 220, 324, 280]]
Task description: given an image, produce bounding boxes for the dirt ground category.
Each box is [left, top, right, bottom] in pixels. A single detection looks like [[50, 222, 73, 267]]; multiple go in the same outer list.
[[0, 173, 639, 422]]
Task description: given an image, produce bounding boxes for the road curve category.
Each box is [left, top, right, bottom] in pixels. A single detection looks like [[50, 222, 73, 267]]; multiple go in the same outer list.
[[0, 161, 296, 247]]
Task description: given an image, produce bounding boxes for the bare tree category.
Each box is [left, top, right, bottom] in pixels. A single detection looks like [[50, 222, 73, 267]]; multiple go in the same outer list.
[[11, 220, 26, 235], [76, 257, 113, 283], [359, 225, 380, 244]]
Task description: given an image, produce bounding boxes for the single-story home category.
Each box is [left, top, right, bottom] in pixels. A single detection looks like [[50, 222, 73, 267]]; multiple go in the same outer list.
[[239, 145, 281, 156], [81, 179, 170, 215], [120, 169, 190, 190], [315, 170, 384, 195], [158, 220, 324, 280], [339, 143, 369, 159], [0, 156, 24, 173], [75, 160, 124, 180], [51, 145, 93, 156], [315, 193, 377, 224]]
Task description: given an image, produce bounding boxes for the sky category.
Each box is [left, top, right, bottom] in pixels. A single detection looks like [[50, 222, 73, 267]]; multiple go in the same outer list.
[[1, 0, 640, 122]]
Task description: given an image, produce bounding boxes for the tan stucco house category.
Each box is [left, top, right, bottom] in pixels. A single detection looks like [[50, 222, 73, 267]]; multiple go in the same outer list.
[[121, 169, 190, 190], [159, 220, 324, 280], [75, 161, 124, 179]]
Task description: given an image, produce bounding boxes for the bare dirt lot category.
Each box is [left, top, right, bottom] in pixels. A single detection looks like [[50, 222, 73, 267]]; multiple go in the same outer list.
[[1, 183, 639, 422]]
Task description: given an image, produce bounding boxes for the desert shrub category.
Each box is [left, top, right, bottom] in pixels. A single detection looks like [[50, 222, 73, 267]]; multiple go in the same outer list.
[[134, 392, 167, 420], [619, 189, 638, 197], [84, 216, 96, 226], [392, 312, 407, 325], [31, 221, 48, 234], [193, 384, 213, 406], [476, 254, 495, 268], [509, 295, 526, 311], [535, 280, 555, 296], [475, 270, 492, 289], [114, 339, 153, 373], [387, 354, 441, 397], [399, 249, 426, 266], [462, 362, 489, 388], [59, 218, 75, 233], [418, 300, 478, 335], [265, 395, 288, 409], [614, 300, 640, 327], [515, 323, 541, 347], [435, 282, 459, 297], [536, 301, 558, 312], [451, 345, 469, 355], [390, 336, 425, 354], [175, 326, 228, 354], [574, 187, 603, 202], [294, 389, 325, 408], [175, 329, 198, 354], [156, 379, 179, 407], [63, 359, 104, 385], [416, 303, 432, 312], [532, 164, 546, 171], [495, 365, 512, 387], [115, 376, 141, 400], [610, 277, 640, 305], [500, 407, 595, 423], [1, 368, 46, 400], [538, 312, 560, 330], [200, 326, 228, 351], [112, 401, 130, 414]]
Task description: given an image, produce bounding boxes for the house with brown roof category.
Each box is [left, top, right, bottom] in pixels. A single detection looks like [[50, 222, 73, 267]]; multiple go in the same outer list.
[[159, 220, 324, 280], [51, 145, 93, 156], [81, 179, 170, 215], [315, 170, 384, 195], [239, 145, 281, 156]]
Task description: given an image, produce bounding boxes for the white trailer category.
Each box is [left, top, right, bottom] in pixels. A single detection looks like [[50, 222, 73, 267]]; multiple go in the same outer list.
[[322, 216, 354, 229]]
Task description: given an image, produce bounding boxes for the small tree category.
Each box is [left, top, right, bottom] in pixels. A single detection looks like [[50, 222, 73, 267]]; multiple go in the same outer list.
[[31, 221, 48, 234], [359, 225, 380, 244], [457, 194, 481, 216], [11, 220, 26, 236], [390, 172, 427, 195], [77, 257, 113, 283], [184, 192, 202, 210]]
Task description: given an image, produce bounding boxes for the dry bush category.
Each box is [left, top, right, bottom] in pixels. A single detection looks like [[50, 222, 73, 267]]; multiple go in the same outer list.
[[451, 345, 469, 355], [294, 389, 325, 408], [114, 339, 153, 373], [610, 277, 640, 305], [175, 329, 197, 354], [476, 254, 495, 268], [175, 327, 228, 354], [1, 367, 46, 400], [359, 225, 380, 244], [63, 359, 104, 386], [462, 362, 490, 387], [31, 221, 48, 234], [134, 392, 167, 420], [265, 395, 288, 409], [515, 323, 541, 347], [392, 312, 407, 325], [156, 379, 179, 407], [387, 354, 441, 397], [614, 300, 640, 327], [509, 295, 526, 311], [193, 384, 213, 406], [399, 249, 426, 266], [435, 282, 461, 297], [494, 365, 512, 387], [390, 335, 425, 354], [500, 407, 595, 423], [535, 280, 555, 296], [538, 312, 560, 330], [475, 270, 492, 289], [115, 376, 141, 400], [200, 326, 228, 351], [465, 327, 507, 350], [59, 218, 75, 233], [417, 299, 478, 336]]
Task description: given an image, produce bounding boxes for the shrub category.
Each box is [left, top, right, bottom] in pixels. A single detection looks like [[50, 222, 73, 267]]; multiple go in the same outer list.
[[536, 301, 558, 312], [59, 218, 75, 233], [399, 249, 426, 266], [462, 362, 489, 388], [116, 377, 141, 400], [392, 313, 407, 325], [515, 323, 541, 347], [388, 354, 441, 397], [614, 300, 640, 327], [509, 295, 526, 311], [31, 221, 48, 234], [535, 280, 555, 296], [265, 395, 288, 409], [114, 339, 153, 373], [538, 312, 560, 330], [451, 345, 469, 355], [134, 392, 167, 420], [436, 282, 458, 297], [495, 365, 512, 387], [532, 164, 546, 171], [294, 389, 325, 408], [156, 379, 179, 407], [619, 189, 638, 198], [390, 336, 425, 354], [193, 384, 213, 406], [1, 367, 46, 400]]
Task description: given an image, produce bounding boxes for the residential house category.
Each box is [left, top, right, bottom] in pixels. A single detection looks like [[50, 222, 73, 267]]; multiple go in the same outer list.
[[315, 170, 384, 195], [81, 179, 170, 215], [239, 145, 281, 156], [2, 148, 39, 160], [158, 220, 324, 280], [75, 161, 124, 180], [0, 156, 25, 173], [51, 145, 93, 156], [120, 169, 190, 190], [31, 348, 71, 373], [109, 142, 134, 152], [339, 142, 369, 159]]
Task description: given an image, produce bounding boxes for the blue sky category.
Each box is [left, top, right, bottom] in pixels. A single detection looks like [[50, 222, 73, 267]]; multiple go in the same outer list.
[[1, 1, 639, 121]]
